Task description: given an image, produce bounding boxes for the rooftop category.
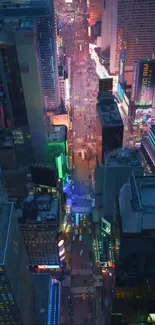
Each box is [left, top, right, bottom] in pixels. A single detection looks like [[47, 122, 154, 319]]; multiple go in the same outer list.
[[32, 274, 51, 325], [97, 93, 123, 127], [119, 174, 155, 233], [3, 170, 28, 198], [20, 191, 59, 226], [0, 202, 13, 265], [105, 147, 142, 168], [48, 125, 67, 143], [32, 275, 61, 325]]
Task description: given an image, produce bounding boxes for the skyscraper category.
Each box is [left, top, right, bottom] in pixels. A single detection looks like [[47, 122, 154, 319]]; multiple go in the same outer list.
[[101, 0, 155, 85], [0, 202, 34, 325], [0, 27, 47, 162], [0, 0, 60, 161], [0, 0, 60, 111]]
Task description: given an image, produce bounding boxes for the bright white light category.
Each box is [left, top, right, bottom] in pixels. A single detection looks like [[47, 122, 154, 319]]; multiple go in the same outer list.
[[38, 265, 60, 269], [109, 272, 112, 276], [59, 248, 65, 256], [58, 239, 64, 247], [60, 255, 65, 261]]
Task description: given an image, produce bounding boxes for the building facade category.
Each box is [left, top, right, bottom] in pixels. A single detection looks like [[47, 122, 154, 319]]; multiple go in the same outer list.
[[112, 174, 155, 323], [0, 0, 60, 147], [88, 0, 102, 26], [18, 183, 65, 269], [96, 93, 123, 163], [0, 202, 34, 325], [103, 147, 143, 220], [101, 0, 155, 85]]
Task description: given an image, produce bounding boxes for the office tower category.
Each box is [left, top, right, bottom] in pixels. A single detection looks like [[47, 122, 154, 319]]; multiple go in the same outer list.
[[0, 0, 60, 155], [17, 181, 66, 269], [0, 0, 60, 111], [96, 93, 123, 163], [0, 25, 47, 162], [111, 174, 155, 324], [103, 147, 143, 220], [0, 202, 34, 325], [101, 0, 155, 85], [32, 275, 61, 325]]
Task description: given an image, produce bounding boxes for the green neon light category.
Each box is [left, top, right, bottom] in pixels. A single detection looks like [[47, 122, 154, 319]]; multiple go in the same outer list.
[[57, 155, 63, 179], [66, 140, 68, 154], [48, 141, 65, 148]]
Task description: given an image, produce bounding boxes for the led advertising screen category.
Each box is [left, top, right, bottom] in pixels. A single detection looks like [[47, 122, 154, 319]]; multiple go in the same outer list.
[[135, 59, 155, 108], [118, 49, 126, 86], [53, 114, 69, 129]]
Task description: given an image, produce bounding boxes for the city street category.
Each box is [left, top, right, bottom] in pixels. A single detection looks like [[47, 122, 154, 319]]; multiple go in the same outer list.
[[59, 0, 113, 324]]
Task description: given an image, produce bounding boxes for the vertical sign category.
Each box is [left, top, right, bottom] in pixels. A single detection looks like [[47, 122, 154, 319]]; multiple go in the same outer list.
[[151, 88, 155, 125], [118, 49, 126, 86], [131, 61, 138, 102]]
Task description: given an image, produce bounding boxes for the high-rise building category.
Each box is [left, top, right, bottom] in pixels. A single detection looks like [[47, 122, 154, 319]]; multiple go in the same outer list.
[[0, 202, 34, 325], [141, 125, 155, 173], [101, 0, 155, 85], [0, 23, 47, 162], [103, 147, 143, 220], [32, 275, 61, 325], [17, 182, 66, 269], [0, 0, 60, 111], [96, 93, 123, 163], [112, 174, 155, 324], [0, 0, 60, 161], [88, 0, 102, 26]]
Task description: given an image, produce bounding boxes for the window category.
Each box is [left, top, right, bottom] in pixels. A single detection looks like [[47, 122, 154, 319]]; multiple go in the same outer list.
[[1, 293, 7, 301], [7, 294, 13, 301]]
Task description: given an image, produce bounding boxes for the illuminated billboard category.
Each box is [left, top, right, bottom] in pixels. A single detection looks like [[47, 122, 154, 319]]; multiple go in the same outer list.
[[118, 49, 126, 86], [135, 59, 155, 108], [151, 89, 155, 125], [53, 114, 69, 129], [131, 62, 138, 102]]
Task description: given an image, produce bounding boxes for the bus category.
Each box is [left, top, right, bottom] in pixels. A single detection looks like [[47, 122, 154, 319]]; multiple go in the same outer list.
[[81, 149, 85, 160], [75, 213, 79, 227]]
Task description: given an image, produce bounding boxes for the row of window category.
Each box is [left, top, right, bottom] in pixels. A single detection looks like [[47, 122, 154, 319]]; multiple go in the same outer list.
[[116, 292, 134, 298]]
